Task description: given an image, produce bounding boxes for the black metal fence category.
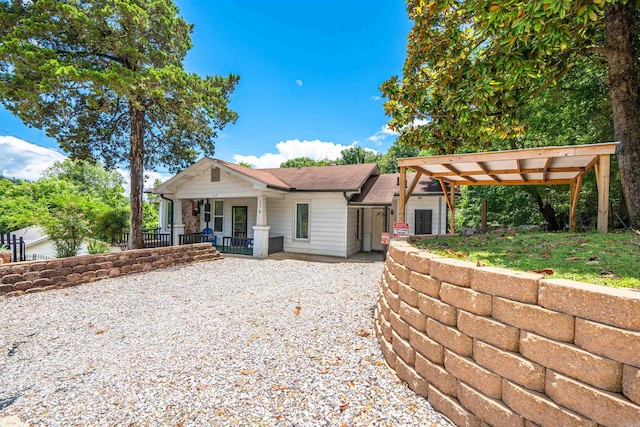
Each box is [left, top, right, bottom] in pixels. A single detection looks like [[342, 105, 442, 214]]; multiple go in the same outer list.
[[179, 232, 210, 245], [1, 233, 26, 262], [221, 236, 253, 255], [118, 228, 171, 249]]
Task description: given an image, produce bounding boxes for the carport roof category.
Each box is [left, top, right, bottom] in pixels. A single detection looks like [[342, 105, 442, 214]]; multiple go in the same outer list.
[[397, 142, 619, 186]]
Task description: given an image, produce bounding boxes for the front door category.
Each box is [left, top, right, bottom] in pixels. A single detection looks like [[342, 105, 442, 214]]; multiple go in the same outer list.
[[232, 206, 248, 237], [371, 208, 384, 251], [415, 209, 433, 235]]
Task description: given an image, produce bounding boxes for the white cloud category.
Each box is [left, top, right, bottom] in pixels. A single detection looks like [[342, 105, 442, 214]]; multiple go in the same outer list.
[[296, 79, 303, 87], [0, 136, 66, 180], [367, 124, 399, 143], [411, 118, 429, 127], [371, 95, 381, 101], [232, 139, 361, 168], [0, 135, 170, 196]]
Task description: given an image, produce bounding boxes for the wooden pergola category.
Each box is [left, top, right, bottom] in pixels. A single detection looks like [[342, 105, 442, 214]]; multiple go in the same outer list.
[[398, 142, 619, 233]]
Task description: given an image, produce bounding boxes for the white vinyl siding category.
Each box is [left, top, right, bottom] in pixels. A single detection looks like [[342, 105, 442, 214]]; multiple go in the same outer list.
[[267, 193, 349, 257], [175, 167, 261, 199], [346, 207, 361, 257], [404, 196, 445, 235]]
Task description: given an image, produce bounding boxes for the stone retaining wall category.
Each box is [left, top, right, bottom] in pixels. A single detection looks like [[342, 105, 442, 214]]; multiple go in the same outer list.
[[374, 241, 640, 427], [0, 243, 221, 297]]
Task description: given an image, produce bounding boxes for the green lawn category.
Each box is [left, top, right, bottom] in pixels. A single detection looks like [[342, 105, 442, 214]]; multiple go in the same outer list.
[[414, 231, 640, 289]]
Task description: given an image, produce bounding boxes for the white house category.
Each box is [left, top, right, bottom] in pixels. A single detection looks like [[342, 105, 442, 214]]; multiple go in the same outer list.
[[151, 158, 447, 258], [9, 226, 95, 260]]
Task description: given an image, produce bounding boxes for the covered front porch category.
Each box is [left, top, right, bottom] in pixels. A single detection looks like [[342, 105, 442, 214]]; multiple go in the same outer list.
[[158, 194, 284, 257], [151, 158, 293, 258]]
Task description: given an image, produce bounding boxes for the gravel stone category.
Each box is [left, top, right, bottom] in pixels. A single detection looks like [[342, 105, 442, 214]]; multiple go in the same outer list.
[[0, 257, 453, 426]]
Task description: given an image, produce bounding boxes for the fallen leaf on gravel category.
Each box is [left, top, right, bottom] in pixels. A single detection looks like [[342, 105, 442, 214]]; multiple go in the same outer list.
[[354, 344, 362, 351], [270, 384, 288, 391], [240, 369, 256, 375], [347, 380, 355, 387], [294, 306, 301, 315], [88, 324, 94, 329], [532, 268, 554, 275], [318, 367, 330, 374], [339, 403, 349, 412], [197, 385, 209, 390], [252, 334, 260, 339], [357, 329, 370, 337], [95, 328, 108, 335]]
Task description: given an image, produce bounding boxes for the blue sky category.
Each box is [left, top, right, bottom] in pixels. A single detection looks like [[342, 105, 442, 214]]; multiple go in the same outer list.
[[0, 0, 411, 181]]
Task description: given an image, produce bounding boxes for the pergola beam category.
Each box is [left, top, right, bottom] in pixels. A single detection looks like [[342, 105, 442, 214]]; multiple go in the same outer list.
[[406, 170, 423, 200], [398, 142, 619, 167]]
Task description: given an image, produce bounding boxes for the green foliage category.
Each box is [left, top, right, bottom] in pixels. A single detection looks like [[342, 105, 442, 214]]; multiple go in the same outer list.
[[280, 157, 334, 168], [237, 161, 255, 168], [43, 159, 127, 208], [94, 206, 129, 243], [337, 146, 382, 165], [415, 231, 640, 289], [0, 0, 239, 247], [381, 0, 611, 152], [87, 239, 111, 254], [381, 0, 640, 228], [378, 140, 421, 173], [41, 194, 94, 258], [142, 200, 159, 230]]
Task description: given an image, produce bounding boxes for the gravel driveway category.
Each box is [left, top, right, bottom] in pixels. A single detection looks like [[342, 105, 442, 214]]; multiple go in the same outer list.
[[1, 257, 452, 426]]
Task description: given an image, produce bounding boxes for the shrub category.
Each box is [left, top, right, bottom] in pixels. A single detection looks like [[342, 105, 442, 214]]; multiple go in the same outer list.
[[87, 239, 111, 254]]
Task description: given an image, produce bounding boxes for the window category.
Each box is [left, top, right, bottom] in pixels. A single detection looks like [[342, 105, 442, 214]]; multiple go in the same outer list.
[[295, 202, 309, 240], [214, 201, 223, 232]]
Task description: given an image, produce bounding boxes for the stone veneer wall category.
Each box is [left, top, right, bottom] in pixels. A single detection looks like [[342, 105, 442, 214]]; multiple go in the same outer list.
[[0, 243, 221, 297], [374, 241, 640, 427]]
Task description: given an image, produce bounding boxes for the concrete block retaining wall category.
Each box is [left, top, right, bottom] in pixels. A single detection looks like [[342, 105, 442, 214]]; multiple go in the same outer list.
[[374, 241, 640, 427], [0, 243, 221, 297]]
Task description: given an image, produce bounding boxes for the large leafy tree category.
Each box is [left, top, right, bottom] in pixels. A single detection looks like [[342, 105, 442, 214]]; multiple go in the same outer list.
[[382, 0, 640, 228], [0, 0, 239, 248]]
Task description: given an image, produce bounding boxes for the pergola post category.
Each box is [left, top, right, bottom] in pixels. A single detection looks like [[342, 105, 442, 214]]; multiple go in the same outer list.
[[569, 176, 583, 232], [438, 179, 456, 234], [399, 166, 407, 223], [450, 184, 456, 233], [596, 154, 611, 233]]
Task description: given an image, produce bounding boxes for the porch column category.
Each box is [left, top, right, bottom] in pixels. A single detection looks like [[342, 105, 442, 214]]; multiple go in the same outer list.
[[158, 199, 168, 233], [252, 195, 270, 258], [173, 198, 185, 246]]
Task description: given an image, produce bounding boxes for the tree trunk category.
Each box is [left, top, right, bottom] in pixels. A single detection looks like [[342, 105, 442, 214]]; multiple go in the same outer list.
[[605, 3, 640, 229], [533, 191, 560, 231], [128, 104, 145, 250]]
